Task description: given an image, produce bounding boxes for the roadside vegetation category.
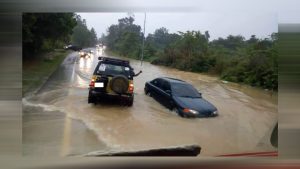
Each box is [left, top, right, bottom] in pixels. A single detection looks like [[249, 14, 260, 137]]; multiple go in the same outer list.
[[23, 50, 69, 95], [23, 13, 77, 59], [102, 16, 278, 91], [71, 15, 98, 47], [22, 13, 98, 95]]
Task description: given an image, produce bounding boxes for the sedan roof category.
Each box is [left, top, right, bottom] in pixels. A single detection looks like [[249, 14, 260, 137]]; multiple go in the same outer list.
[[160, 77, 187, 84]]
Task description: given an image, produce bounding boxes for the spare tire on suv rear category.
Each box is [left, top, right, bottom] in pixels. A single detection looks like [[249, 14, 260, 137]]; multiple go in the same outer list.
[[110, 75, 129, 94]]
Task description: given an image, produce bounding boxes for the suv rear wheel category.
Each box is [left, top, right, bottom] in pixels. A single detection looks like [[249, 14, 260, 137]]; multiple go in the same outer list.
[[88, 92, 96, 104], [127, 96, 133, 107]]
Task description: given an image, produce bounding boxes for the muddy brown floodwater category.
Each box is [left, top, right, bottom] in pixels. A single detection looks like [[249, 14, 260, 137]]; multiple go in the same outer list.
[[23, 48, 278, 156]]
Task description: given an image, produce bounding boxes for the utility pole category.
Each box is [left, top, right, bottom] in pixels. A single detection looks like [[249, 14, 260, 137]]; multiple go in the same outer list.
[[140, 13, 146, 66]]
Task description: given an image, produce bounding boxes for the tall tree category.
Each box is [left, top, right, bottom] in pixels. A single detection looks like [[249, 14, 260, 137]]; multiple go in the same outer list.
[[105, 15, 142, 58], [71, 15, 98, 47], [23, 13, 77, 59]]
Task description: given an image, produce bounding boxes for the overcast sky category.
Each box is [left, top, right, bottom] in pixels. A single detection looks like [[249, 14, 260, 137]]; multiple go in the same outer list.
[[78, 12, 277, 40]]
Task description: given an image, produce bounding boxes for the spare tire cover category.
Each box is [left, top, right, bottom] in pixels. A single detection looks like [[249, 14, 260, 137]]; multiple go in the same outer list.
[[110, 75, 129, 94]]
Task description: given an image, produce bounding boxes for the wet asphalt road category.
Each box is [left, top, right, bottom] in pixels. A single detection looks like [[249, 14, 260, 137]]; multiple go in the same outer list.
[[23, 47, 278, 156]]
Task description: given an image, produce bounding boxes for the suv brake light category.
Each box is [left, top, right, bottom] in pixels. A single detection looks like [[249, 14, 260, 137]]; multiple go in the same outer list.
[[89, 76, 96, 87], [129, 82, 134, 93], [89, 81, 95, 87]]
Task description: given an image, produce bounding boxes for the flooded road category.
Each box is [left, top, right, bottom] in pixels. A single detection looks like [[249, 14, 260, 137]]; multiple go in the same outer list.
[[23, 48, 277, 156]]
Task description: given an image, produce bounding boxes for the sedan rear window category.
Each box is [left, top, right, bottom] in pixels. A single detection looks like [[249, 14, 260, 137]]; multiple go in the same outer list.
[[171, 83, 201, 98]]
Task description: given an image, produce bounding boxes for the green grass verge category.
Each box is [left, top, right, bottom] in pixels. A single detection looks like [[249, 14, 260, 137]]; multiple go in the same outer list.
[[23, 50, 70, 96]]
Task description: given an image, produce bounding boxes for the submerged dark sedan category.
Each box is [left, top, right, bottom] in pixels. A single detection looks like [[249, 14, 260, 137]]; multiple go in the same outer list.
[[144, 77, 218, 118]]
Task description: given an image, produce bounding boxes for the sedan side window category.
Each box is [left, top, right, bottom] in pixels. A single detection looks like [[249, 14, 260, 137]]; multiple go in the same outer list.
[[161, 81, 170, 92], [151, 80, 158, 86], [151, 79, 162, 88]]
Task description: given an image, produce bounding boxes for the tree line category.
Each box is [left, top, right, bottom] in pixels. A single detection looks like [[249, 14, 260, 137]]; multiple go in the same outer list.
[[71, 15, 98, 48], [23, 13, 98, 60], [103, 16, 278, 90]]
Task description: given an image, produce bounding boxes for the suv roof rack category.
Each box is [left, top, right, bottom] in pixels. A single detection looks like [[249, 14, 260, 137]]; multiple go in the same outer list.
[[98, 56, 130, 66]]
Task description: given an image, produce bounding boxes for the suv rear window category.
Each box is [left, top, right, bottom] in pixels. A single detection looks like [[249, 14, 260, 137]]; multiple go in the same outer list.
[[97, 63, 130, 76]]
